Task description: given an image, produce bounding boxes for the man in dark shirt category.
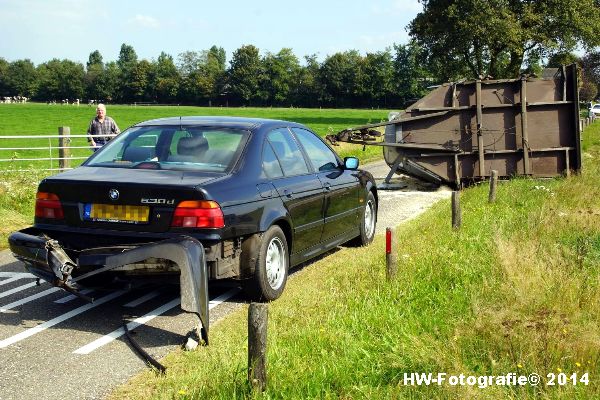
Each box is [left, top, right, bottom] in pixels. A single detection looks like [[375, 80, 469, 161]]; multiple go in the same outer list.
[[87, 103, 120, 151]]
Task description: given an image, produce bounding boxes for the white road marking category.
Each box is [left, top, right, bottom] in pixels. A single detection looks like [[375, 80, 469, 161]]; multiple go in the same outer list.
[[0, 275, 35, 286], [0, 287, 61, 312], [0, 277, 23, 286], [0, 282, 38, 299], [73, 288, 240, 354], [0, 272, 35, 278], [123, 290, 160, 308], [73, 298, 181, 355], [208, 288, 240, 308], [54, 289, 95, 304], [0, 289, 128, 349]]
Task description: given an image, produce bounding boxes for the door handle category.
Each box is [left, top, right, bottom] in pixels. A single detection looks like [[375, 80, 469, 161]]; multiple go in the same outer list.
[[323, 182, 331, 191], [283, 189, 294, 199]]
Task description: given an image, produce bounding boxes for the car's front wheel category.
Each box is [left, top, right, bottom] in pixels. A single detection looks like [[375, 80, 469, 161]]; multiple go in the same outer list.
[[242, 225, 289, 301]]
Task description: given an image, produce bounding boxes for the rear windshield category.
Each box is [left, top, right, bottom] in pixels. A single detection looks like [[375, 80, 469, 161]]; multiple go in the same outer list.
[[84, 126, 249, 172]]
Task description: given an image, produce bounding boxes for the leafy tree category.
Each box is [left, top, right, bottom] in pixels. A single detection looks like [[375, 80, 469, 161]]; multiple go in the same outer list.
[[177, 47, 226, 104], [228, 45, 262, 105], [580, 78, 598, 102], [0, 57, 9, 95], [85, 50, 106, 101], [153, 52, 179, 102], [103, 61, 120, 102], [581, 52, 600, 87], [117, 43, 139, 102], [117, 43, 138, 70], [546, 52, 580, 68], [130, 59, 153, 101], [87, 50, 104, 69], [205, 46, 227, 102], [362, 50, 394, 108], [261, 48, 301, 106], [155, 52, 177, 77], [36, 59, 85, 101], [409, 0, 600, 79], [522, 51, 543, 77], [208, 45, 226, 71], [177, 51, 203, 103], [177, 51, 203, 77], [581, 51, 600, 102], [320, 50, 363, 107], [295, 54, 323, 107], [6, 59, 37, 97], [393, 42, 432, 106]]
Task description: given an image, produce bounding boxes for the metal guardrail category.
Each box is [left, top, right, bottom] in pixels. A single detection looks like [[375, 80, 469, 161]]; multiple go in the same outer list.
[[0, 129, 117, 172]]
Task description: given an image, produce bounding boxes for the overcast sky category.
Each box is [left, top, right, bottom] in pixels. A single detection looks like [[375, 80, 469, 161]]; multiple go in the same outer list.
[[0, 0, 422, 66]]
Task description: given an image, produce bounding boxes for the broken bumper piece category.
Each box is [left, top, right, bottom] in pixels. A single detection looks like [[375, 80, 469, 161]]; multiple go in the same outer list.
[[8, 230, 210, 344]]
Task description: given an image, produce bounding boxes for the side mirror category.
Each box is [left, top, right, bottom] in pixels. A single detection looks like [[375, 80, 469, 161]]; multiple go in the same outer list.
[[344, 157, 359, 170]]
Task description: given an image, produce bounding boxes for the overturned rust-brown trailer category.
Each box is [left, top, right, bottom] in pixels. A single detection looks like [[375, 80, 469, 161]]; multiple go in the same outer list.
[[330, 64, 582, 187]]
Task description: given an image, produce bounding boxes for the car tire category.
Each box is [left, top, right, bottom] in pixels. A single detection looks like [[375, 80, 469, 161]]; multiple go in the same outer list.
[[242, 225, 289, 301], [348, 191, 377, 247]]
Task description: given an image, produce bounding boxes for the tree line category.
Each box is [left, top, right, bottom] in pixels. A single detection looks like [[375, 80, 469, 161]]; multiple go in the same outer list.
[[1, 0, 599, 107], [0, 43, 432, 108]]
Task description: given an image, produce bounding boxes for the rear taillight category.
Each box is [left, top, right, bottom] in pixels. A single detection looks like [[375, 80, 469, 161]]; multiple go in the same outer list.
[[35, 192, 64, 219], [171, 200, 225, 228]]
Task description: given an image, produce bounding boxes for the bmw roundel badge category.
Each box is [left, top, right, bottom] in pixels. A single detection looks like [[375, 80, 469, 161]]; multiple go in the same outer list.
[[109, 189, 119, 201]]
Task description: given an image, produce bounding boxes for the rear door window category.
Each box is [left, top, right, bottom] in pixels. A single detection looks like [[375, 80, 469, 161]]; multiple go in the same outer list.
[[266, 128, 309, 176], [167, 129, 244, 169], [262, 141, 284, 178]]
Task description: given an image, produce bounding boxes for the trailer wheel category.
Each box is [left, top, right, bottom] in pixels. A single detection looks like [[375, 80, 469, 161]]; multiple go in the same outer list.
[[242, 225, 289, 301], [349, 191, 377, 247]]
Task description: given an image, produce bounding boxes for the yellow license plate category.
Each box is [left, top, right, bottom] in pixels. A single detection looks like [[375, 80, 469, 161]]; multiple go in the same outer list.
[[88, 204, 149, 223]]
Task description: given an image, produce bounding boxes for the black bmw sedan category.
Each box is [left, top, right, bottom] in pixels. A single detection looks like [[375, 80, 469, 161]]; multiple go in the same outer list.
[[9, 116, 377, 302]]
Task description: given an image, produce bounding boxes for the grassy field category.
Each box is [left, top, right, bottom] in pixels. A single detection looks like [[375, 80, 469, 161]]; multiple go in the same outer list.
[[0, 103, 389, 171], [0, 103, 389, 248], [108, 121, 600, 399]]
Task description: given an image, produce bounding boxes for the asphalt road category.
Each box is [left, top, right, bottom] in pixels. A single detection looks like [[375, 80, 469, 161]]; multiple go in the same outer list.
[[0, 161, 450, 400]]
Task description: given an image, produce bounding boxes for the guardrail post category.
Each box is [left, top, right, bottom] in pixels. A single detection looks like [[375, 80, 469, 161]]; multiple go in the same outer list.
[[58, 126, 71, 171], [386, 227, 398, 280], [452, 191, 462, 229], [488, 170, 498, 203], [248, 303, 268, 392]]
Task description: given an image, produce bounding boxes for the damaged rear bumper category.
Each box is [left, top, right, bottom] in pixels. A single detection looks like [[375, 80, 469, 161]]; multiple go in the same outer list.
[[8, 229, 210, 344]]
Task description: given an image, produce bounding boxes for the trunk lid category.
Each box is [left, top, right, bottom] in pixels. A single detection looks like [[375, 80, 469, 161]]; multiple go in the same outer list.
[[37, 167, 222, 233]]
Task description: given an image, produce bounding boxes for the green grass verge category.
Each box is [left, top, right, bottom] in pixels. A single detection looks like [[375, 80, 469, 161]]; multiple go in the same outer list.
[[0, 104, 389, 249], [109, 121, 600, 399]]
